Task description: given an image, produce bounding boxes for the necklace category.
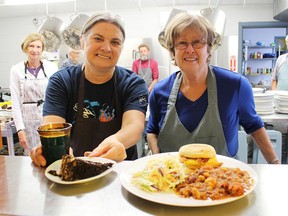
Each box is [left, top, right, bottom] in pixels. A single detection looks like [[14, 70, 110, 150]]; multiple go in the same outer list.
[[27, 65, 41, 77], [28, 61, 40, 68]]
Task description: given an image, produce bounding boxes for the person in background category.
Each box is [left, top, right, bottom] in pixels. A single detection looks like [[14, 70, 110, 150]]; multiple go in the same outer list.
[[10, 32, 58, 155], [59, 48, 82, 69], [132, 44, 159, 93], [30, 11, 148, 166], [271, 35, 288, 90], [147, 12, 280, 164]]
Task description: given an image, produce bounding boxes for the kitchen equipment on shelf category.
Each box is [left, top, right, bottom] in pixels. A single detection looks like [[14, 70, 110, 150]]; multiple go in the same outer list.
[[200, 7, 226, 47], [62, 14, 89, 50], [38, 16, 64, 52], [158, 8, 186, 49]]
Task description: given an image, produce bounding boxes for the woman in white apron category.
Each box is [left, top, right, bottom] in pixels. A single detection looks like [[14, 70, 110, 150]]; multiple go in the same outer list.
[[10, 32, 57, 155]]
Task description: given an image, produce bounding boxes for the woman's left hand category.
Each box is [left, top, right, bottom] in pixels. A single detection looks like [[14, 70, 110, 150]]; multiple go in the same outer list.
[[18, 130, 28, 149]]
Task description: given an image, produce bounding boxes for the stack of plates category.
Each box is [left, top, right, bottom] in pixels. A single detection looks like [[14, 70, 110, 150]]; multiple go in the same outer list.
[[253, 93, 274, 115], [252, 88, 264, 94], [273, 91, 288, 114]]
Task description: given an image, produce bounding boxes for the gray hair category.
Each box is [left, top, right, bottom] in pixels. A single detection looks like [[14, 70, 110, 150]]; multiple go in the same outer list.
[[162, 12, 221, 63], [81, 11, 125, 41]]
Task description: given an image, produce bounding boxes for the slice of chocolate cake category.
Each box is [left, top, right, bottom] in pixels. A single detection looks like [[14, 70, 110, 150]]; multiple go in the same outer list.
[[49, 154, 114, 181]]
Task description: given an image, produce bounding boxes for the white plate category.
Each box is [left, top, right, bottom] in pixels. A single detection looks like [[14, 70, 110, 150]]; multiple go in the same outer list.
[[256, 109, 274, 113], [258, 110, 274, 115], [120, 153, 258, 207], [265, 90, 287, 96], [275, 109, 288, 114], [274, 100, 288, 106], [275, 96, 288, 101], [253, 93, 274, 98], [45, 157, 116, 185], [274, 91, 288, 97], [275, 105, 288, 111], [255, 104, 274, 110], [252, 88, 264, 94]]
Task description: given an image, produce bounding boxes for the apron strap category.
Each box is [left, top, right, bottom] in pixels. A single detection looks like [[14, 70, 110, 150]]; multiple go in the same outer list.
[[24, 61, 47, 79]]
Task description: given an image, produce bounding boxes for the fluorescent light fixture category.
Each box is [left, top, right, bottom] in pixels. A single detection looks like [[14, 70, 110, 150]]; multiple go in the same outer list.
[[4, 0, 73, 6]]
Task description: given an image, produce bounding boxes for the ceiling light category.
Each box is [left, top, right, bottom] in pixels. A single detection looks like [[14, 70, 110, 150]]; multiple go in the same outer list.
[[4, 0, 73, 6]]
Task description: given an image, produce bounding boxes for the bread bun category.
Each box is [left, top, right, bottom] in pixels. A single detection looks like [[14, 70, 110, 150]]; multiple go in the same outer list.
[[179, 144, 216, 158], [179, 144, 222, 169]]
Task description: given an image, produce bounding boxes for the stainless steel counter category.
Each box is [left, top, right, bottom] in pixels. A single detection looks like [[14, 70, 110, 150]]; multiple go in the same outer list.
[[0, 155, 286, 216]]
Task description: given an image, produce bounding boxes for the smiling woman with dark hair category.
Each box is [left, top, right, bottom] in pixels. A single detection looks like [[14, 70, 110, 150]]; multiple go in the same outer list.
[[30, 11, 148, 166]]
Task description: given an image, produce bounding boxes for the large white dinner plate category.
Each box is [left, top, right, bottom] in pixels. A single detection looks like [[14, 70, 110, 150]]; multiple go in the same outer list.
[[274, 91, 288, 98], [45, 157, 116, 185], [253, 93, 274, 99], [120, 153, 258, 207], [252, 88, 264, 94], [274, 100, 288, 106], [275, 104, 288, 111], [255, 104, 274, 110], [275, 109, 288, 114], [257, 110, 274, 115], [274, 96, 288, 102]]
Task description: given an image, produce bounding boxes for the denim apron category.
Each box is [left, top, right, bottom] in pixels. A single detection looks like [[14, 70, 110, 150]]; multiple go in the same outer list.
[[157, 67, 229, 156]]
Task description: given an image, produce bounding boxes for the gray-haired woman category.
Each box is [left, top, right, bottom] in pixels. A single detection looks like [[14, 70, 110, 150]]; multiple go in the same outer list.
[[147, 12, 279, 164]]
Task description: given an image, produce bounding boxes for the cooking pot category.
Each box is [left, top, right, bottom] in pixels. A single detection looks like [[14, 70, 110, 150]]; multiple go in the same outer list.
[[200, 7, 226, 39], [158, 8, 186, 49], [62, 14, 89, 50], [38, 16, 64, 52]]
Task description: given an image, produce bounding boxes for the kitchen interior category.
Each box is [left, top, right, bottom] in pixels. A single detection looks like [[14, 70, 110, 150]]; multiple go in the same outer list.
[[1, 0, 288, 161], [1, 0, 288, 215]]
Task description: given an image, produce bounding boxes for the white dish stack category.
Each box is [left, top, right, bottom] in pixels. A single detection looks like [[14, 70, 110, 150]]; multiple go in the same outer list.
[[252, 88, 264, 94], [273, 91, 288, 114], [253, 92, 274, 115]]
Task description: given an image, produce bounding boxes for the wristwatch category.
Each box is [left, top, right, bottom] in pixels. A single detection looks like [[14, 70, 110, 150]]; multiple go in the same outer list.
[[269, 158, 280, 164]]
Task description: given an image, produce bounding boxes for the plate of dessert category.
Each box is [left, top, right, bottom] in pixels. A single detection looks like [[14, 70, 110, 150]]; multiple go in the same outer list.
[[45, 154, 116, 184], [120, 144, 258, 207]]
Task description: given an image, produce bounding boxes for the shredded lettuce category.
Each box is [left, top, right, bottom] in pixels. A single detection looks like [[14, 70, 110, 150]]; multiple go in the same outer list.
[[131, 156, 187, 192]]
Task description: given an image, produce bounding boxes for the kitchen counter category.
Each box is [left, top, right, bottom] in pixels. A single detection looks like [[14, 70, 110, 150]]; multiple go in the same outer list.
[[0, 155, 286, 216]]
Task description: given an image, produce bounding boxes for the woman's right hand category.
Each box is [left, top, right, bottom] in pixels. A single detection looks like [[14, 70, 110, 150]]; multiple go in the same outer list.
[[30, 146, 47, 167], [84, 139, 127, 162]]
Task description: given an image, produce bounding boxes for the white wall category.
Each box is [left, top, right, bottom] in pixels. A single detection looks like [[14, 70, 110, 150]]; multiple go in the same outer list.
[[0, 4, 275, 88]]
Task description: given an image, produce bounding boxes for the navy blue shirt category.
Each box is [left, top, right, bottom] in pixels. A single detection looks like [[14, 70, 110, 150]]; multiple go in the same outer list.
[[147, 65, 264, 156], [43, 64, 148, 126]]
